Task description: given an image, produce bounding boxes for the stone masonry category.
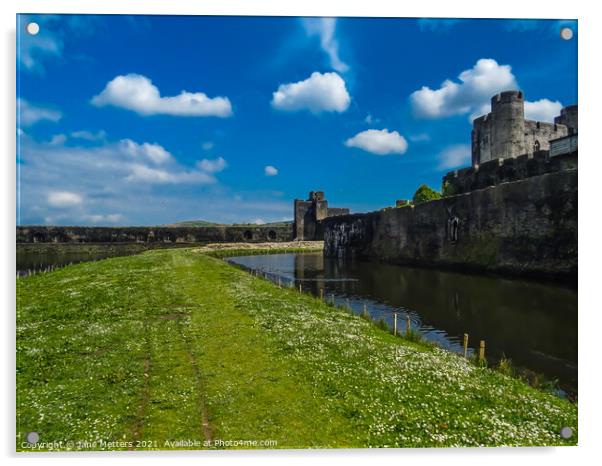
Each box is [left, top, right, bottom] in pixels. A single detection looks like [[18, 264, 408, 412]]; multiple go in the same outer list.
[[293, 191, 349, 240], [471, 90, 577, 166]]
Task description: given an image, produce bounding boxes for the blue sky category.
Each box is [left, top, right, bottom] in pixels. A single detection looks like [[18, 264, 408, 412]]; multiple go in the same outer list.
[[17, 15, 577, 226]]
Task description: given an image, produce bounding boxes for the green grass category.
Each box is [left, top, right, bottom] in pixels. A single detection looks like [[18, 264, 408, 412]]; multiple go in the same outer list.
[[206, 247, 323, 258], [16, 248, 577, 450]]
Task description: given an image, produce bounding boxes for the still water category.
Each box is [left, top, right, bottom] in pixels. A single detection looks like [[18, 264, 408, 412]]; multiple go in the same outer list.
[[16, 244, 151, 276], [228, 253, 577, 395]]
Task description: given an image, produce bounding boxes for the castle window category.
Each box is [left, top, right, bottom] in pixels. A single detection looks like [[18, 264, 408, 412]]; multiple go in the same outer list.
[[447, 216, 459, 243], [533, 140, 540, 152], [243, 230, 253, 241], [267, 230, 277, 240]]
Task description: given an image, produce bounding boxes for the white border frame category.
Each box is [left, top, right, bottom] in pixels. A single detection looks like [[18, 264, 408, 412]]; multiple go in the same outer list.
[[3, 1, 599, 465]]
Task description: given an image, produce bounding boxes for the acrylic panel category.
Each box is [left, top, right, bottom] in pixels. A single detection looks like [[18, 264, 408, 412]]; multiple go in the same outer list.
[[16, 14, 578, 451]]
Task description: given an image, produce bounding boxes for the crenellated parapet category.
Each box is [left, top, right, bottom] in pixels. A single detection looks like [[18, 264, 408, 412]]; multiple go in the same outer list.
[[443, 149, 577, 197]]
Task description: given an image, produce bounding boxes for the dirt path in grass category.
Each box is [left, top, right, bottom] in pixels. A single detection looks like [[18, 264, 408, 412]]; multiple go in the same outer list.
[[130, 317, 152, 445], [177, 319, 213, 442]]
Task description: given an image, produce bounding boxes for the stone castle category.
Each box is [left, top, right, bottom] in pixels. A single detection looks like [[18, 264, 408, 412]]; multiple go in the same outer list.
[[472, 90, 577, 166], [319, 90, 577, 281], [293, 191, 349, 241]]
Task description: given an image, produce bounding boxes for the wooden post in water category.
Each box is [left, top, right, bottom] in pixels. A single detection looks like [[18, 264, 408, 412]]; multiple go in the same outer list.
[[479, 340, 486, 362], [346, 298, 350, 310], [363, 303, 368, 318], [393, 313, 398, 336], [463, 333, 469, 358], [331, 294, 335, 305], [278, 277, 281, 288], [298, 283, 302, 293], [406, 314, 411, 335], [320, 289, 324, 300]]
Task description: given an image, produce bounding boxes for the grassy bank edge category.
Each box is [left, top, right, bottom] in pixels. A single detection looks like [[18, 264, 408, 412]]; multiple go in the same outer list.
[[204, 247, 323, 258], [203, 247, 575, 403]]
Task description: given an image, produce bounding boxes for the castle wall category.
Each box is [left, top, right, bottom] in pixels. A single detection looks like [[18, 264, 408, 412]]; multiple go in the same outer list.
[[555, 105, 578, 134], [323, 169, 577, 281], [327, 208, 350, 217], [443, 150, 577, 196], [524, 120, 568, 154], [16, 225, 294, 244]]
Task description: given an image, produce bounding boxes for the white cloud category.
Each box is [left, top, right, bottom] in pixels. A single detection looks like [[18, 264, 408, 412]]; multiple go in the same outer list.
[[202, 141, 215, 151], [197, 157, 227, 173], [91, 74, 233, 117], [20, 134, 218, 193], [410, 58, 517, 119], [71, 130, 107, 141], [302, 18, 349, 73], [83, 214, 123, 224], [126, 164, 215, 184], [264, 165, 278, 176], [409, 133, 430, 142], [438, 144, 471, 170], [18, 99, 62, 126], [18, 133, 290, 226], [49, 134, 67, 145], [47, 191, 83, 208], [251, 218, 266, 225], [364, 114, 380, 125], [120, 139, 172, 165], [410, 58, 565, 123], [524, 99, 563, 123], [344, 129, 408, 155], [271, 72, 350, 114]]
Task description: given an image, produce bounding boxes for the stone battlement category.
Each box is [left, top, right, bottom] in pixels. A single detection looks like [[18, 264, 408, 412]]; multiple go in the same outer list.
[[492, 90, 524, 105], [443, 150, 577, 196]]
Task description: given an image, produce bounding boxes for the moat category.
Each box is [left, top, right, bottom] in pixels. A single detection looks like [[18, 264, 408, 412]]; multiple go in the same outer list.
[[228, 252, 577, 396]]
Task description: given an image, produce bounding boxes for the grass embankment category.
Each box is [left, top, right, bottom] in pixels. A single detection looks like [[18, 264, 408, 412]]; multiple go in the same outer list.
[[16, 248, 577, 450], [194, 240, 323, 256]]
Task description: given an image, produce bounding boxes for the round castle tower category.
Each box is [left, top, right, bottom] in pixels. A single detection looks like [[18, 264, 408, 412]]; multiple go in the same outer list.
[[490, 90, 526, 159]]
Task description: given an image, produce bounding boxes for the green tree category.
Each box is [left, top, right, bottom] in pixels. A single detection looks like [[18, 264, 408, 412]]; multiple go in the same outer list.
[[412, 184, 442, 205]]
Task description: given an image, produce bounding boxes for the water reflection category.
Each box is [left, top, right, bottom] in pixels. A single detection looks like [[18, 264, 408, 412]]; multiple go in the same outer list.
[[228, 253, 577, 395], [16, 244, 149, 276]]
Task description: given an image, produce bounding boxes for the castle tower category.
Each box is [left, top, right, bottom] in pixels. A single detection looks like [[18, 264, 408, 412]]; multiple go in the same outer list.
[[490, 90, 526, 159], [554, 105, 578, 134], [471, 91, 574, 167], [293, 191, 349, 240]]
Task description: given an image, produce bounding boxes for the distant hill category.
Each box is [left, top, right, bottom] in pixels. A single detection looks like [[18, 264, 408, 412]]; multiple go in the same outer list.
[[162, 220, 222, 227], [163, 220, 293, 227], [232, 221, 293, 227]]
